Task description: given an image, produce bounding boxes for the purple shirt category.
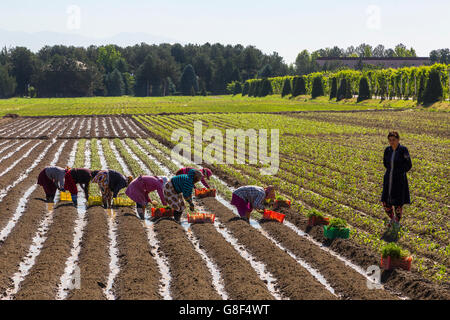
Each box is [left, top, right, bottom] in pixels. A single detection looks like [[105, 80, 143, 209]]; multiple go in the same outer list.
[[126, 175, 167, 206]]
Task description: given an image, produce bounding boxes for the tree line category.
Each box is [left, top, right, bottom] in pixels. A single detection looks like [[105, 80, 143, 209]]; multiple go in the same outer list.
[[0, 42, 448, 99]]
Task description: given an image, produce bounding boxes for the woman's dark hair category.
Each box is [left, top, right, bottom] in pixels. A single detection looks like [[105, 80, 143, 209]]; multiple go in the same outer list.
[[91, 170, 100, 179], [388, 131, 400, 140]]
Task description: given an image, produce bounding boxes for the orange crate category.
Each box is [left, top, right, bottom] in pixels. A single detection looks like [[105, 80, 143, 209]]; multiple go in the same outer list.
[[151, 207, 174, 218], [263, 210, 285, 223], [381, 256, 412, 271], [195, 188, 217, 198], [187, 213, 216, 224]]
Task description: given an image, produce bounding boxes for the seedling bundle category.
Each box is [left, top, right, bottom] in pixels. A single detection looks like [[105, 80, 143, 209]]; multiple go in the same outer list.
[[60, 191, 72, 201], [307, 209, 330, 227], [88, 196, 102, 206], [113, 197, 135, 207]]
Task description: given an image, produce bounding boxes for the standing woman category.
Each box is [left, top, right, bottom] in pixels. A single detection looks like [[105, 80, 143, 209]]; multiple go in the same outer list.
[[164, 169, 203, 222], [381, 131, 412, 227], [126, 175, 168, 220], [92, 169, 133, 209], [37, 166, 66, 203], [176, 167, 213, 189]]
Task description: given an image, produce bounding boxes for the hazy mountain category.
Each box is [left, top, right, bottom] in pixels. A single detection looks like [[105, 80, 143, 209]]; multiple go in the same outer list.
[[0, 29, 179, 51]]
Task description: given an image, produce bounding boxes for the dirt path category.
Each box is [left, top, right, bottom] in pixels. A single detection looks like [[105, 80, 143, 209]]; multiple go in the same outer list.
[[153, 219, 222, 300], [112, 207, 161, 300], [199, 198, 336, 300], [66, 207, 109, 300], [190, 222, 274, 300]]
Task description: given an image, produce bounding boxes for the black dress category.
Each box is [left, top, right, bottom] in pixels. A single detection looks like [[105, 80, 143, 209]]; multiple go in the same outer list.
[[381, 144, 412, 206]]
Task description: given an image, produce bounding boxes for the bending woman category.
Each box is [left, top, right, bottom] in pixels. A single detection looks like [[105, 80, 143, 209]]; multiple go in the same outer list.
[[164, 169, 202, 222], [381, 131, 412, 227], [37, 166, 66, 203], [92, 169, 133, 209], [176, 167, 212, 189], [126, 175, 168, 220], [231, 185, 275, 222]]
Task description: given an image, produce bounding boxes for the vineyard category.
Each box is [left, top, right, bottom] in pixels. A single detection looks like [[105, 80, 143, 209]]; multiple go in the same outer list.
[[0, 112, 448, 300]]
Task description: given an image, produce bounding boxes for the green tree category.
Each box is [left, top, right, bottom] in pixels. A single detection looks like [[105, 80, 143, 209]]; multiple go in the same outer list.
[[336, 78, 348, 101], [311, 76, 324, 98], [242, 81, 250, 96], [105, 69, 125, 96], [233, 82, 242, 95], [417, 74, 426, 104], [0, 64, 16, 98], [423, 70, 443, 104], [329, 77, 337, 100], [292, 76, 306, 97], [258, 78, 273, 97], [97, 45, 123, 73], [281, 78, 292, 97], [180, 64, 199, 95], [258, 64, 272, 78], [357, 76, 371, 102], [10, 47, 36, 96]]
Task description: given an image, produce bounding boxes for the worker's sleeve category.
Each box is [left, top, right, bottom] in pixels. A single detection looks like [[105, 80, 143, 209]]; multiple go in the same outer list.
[[253, 191, 265, 210], [157, 186, 167, 205], [64, 172, 78, 195], [182, 178, 194, 199], [201, 177, 210, 189]]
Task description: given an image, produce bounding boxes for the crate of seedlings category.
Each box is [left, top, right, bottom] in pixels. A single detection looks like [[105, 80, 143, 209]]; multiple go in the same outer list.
[[151, 206, 174, 218], [307, 208, 330, 227], [187, 213, 216, 224], [274, 195, 291, 208], [194, 188, 217, 198], [380, 243, 412, 271], [113, 197, 135, 207], [323, 218, 350, 239], [60, 191, 72, 202], [263, 209, 286, 223], [88, 196, 103, 206]]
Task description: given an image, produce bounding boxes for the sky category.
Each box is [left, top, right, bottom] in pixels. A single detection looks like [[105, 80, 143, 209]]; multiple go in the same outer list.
[[0, 0, 449, 64]]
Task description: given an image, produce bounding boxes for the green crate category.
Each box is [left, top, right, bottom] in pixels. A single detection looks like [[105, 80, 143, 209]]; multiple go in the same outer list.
[[323, 225, 350, 239]]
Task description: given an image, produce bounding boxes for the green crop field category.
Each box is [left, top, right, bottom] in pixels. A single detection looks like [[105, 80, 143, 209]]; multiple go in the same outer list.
[[0, 95, 433, 116]]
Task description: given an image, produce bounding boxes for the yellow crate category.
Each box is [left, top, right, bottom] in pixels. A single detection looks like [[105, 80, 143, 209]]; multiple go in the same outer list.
[[60, 191, 72, 201], [88, 196, 103, 207], [113, 197, 135, 207]]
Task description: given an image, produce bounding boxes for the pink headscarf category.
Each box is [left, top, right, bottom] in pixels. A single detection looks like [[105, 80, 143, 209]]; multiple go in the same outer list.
[[202, 168, 213, 179]]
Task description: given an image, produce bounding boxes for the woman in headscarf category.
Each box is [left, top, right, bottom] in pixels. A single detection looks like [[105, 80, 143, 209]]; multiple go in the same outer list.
[[164, 169, 203, 222], [231, 185, 276, 222], [176, 167, 212, 189], [92, 169, 133, 209], [126, 175, 168, 220], [65, 168, 95, 199], [37, 166, 66, 203], [381, 131, 412, 228]]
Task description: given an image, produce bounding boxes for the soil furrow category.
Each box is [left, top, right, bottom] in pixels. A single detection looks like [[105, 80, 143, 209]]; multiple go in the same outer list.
[[66, 207, 109, 300], [112, 207, 161, 300], [154, 219, 222, 300], [190, 222, 274, 300]]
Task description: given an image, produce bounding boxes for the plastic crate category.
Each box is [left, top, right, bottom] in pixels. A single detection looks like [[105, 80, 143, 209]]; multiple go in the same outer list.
[[263, 210, 285, 223], [113, 197, 135, 207], [195, 188, 217, 198], [88, 196, 103, 207], [151, 207, 174, 218], [60, 191, 72, 201], [323, 225, 350, 239], [187, 213, 216, 224], [380, 256, 412, 271], [307, 216, 330, 227]]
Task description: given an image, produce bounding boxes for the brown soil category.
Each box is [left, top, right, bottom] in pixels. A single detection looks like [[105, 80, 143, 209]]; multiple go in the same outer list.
[[153, 218, 222, 300], [199, 197, 336, 300], [0, 141, 45, 190], [14, 203, 77, 299], [0, 140, 71, 298], [67, 206, 109, 300], [190, 222, 274, 300], [0, 140, 18, 158], [112, 207, 161, 300]]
